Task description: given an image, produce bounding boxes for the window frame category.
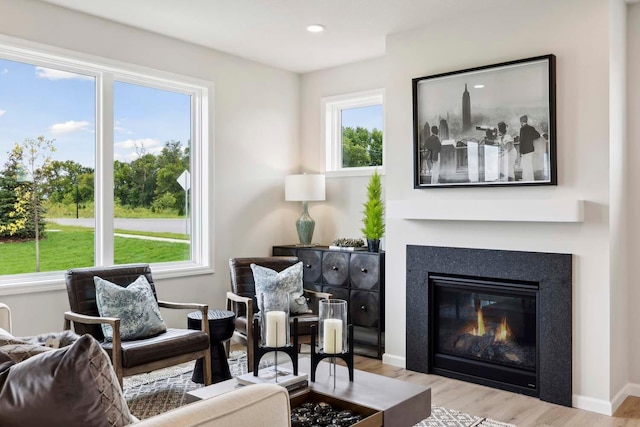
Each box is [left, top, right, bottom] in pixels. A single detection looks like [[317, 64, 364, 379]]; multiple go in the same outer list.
[[0, 34, 213, 294], [322, 88, 385, 177]]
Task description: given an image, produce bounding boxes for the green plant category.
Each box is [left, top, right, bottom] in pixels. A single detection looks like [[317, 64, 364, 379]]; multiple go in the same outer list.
[[361, 170, 385, 240]]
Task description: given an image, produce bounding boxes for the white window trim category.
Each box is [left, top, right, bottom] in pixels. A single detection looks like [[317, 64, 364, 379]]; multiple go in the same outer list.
[[321, 88, 385, 178], [0, 34, 214, 292]]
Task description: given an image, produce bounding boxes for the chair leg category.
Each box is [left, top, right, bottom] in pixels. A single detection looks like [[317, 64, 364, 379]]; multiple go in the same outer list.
[[115, 364, 123, 389], [203, 348, 212, 386], [247, 342, 254, 373]]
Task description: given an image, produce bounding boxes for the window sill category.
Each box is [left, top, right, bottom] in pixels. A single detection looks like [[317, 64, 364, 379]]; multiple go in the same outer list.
[[0, 263, 214, 297], [326, 167, 385, 178]]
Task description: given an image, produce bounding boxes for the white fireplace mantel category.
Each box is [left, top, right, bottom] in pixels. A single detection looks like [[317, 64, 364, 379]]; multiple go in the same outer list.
[[387, 199, 584, 223]]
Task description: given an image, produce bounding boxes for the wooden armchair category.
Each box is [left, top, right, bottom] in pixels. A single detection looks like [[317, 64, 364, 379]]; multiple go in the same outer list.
[[226, 257, 331, 372], [63, 264, 212, 387]]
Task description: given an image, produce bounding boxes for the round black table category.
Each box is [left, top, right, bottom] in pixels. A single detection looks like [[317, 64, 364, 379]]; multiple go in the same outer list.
[[187, 309, 236, 384]]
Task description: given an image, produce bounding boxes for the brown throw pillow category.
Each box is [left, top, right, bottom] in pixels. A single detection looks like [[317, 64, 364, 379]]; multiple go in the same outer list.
[[0, 334, 134, 427]]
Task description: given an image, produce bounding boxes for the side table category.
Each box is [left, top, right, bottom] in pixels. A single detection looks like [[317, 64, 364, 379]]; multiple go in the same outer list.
[[187, 309, 236, 384]]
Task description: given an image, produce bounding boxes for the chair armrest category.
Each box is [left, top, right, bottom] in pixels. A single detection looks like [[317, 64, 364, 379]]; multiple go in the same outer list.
[[303, 289, 332, 300], [157, 301, 210, 336], [64, 310, 120, 327], [63, 310, 123, 383], [303, 289, 331, 314], [226, 292, 253, 339], [157, 301, 208, 311], [225, 292, 252, 306], [0, 303, 11, 334]]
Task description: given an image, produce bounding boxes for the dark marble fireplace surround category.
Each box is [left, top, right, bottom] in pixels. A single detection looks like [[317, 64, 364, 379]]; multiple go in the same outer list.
[[406, 245, 572, 407]]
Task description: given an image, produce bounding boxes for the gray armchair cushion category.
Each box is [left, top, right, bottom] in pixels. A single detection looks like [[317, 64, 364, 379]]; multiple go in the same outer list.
[[94, 275, 167, 341], [250, 261, 311, 314]]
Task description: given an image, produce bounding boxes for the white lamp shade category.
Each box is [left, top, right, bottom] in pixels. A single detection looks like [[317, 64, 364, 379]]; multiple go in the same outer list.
[[285, 174, 326, 201]]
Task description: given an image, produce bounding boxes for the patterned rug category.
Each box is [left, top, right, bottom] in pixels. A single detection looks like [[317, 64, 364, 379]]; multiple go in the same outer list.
[[123, 352, 515, 426]]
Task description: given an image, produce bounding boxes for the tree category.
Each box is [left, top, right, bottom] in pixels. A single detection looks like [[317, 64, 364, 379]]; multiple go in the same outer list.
[[369, 129, 383, 166], [341, 126, 383, 168], [9, 137, 55, 271], [361, 169, 385, 243], [0, 152, 31, 239]]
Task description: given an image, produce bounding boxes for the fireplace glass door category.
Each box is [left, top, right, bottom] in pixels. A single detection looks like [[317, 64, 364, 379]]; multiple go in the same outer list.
[[431, 276, 538, 394]]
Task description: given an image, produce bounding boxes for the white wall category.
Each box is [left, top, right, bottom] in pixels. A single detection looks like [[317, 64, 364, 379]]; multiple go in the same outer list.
[[608, 0, 628, 405], [300, 57, 387, 244], [302, 0, 622, 412], [628, 2, 640, 384], [0, 0, 300, 335]]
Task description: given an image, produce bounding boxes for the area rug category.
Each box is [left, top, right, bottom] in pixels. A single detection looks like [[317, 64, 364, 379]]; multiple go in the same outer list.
[[123, 351, 515, 427]]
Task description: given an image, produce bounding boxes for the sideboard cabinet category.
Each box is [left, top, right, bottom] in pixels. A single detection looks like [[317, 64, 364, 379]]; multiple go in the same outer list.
[[272, 245, 385, 359]]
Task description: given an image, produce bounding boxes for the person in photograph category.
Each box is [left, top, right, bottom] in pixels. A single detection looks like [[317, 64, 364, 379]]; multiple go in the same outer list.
[[420, 121, 431, 176], [425, 126, 442, 184], [518, 115, 541, 181], [497, 121, 516, 181], [533, 132, 549, 180]]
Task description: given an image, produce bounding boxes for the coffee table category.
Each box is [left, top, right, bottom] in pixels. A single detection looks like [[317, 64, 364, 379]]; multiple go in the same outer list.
[[187, 358, 431, 427]]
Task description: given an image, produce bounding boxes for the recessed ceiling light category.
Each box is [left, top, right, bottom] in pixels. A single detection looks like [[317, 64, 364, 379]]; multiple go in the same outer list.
[[474, 84, 485, 89], [307, 24, 325, 33]]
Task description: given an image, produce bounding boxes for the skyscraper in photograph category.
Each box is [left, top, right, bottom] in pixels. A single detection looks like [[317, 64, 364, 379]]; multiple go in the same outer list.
[[439, 117, 449, 140], [462, 83, 471, 132]]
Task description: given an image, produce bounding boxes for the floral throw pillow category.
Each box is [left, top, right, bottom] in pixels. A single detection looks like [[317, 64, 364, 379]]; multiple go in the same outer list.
[[94, 275, 167, 341], [250, 261, 311, 314]]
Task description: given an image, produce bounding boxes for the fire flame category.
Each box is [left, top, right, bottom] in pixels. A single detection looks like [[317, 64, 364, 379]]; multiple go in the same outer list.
[[471, 308, 485, 336], [470, 309, 510, 343], [495, 317, 509, 342]]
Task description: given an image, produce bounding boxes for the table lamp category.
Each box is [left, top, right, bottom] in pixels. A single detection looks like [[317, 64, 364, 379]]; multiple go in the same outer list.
[[285, 174, 325, 246]]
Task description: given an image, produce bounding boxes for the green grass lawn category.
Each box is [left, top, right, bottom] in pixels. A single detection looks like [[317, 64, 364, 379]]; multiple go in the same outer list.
[[0, 224, 189, 275]]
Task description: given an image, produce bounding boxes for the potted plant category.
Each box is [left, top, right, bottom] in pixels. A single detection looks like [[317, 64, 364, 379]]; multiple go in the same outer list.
[[361, 170, 385, 252]]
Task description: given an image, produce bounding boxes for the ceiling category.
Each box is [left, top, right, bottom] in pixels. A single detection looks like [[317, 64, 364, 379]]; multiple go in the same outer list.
[[38, 0, 517, 73]]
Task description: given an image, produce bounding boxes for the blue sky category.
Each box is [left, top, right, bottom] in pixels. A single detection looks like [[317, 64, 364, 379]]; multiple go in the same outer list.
[[0, 58, 191, 169], [341, 104, 383, 131]]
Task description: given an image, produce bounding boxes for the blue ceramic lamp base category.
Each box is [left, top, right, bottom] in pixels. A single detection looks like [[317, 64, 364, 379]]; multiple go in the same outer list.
[[296, 201, 315, 245]]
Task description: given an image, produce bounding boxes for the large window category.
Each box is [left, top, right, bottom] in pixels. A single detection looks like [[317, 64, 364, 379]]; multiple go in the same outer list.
[[322, 89, 384, 176], [0, 41, 210, 286]]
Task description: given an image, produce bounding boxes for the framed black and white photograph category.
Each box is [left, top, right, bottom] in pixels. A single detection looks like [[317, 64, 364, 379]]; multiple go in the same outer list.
[[413, 54, 556, 188]]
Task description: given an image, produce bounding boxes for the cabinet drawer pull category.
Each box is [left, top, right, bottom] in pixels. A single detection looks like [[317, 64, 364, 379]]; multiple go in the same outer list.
[[305, 264, 312, 268], [361, 268, 368, 273], [361, 305, 368, 312], [332, 266, 338, 271]]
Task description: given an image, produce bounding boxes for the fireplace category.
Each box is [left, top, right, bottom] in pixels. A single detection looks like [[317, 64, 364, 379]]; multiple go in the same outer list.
[[430, 275, 538, 395], [406, 246, 571, 406]]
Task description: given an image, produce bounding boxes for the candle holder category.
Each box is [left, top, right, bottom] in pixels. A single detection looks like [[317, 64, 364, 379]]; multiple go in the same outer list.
[[252, 293, 299, 377], [310, 299, 354, 385]]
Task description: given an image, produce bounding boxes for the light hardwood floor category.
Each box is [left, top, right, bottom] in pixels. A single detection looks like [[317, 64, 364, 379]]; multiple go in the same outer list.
[[230, 343, 640, 426], [351, 354, 640, 427]]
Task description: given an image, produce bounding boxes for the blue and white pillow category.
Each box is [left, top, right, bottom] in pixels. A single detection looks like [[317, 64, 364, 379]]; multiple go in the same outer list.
[[94, 275, 167, 341], [250, 262, 311, 314]]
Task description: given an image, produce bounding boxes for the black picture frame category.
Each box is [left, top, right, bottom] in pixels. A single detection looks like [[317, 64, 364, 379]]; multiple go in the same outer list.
[[412, 54, 556, 188]]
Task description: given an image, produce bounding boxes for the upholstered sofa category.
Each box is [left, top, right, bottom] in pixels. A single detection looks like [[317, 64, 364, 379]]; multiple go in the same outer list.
[[0, 303, 291, 427]]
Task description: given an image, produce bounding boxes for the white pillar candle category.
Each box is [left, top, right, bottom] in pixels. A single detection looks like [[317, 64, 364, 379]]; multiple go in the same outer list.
[[265, 311, 287, 347], [323, 318, 343, 354]]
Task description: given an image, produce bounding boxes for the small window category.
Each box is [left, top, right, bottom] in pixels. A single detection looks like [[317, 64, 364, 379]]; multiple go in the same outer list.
[[322, 89, 384, 176]]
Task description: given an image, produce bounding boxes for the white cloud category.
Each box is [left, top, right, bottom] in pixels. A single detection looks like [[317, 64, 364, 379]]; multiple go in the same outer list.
[[49, 120, 91, 134], [0, 110, 5, 118], [35, 66, 93, 81], [114, 126, 133, 135], [114, 138, 160, 149]]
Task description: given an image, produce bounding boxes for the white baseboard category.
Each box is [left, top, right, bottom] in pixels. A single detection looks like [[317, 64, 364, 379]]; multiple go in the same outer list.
[[382, 353, 405, 368], [610, 383, 640, 414], [572, 394, 612, 415], [624, 383, 640, 398], [572, 384, 640, 416]]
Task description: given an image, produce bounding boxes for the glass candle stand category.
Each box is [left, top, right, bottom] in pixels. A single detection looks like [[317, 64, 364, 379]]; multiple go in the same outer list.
[[319, 299, 347, 355], [252, 293, 300, 379], [261, 293, 290, 348]]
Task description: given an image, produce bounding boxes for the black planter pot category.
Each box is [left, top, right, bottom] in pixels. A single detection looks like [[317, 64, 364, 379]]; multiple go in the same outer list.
[[367, 239, 380, 252]]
